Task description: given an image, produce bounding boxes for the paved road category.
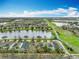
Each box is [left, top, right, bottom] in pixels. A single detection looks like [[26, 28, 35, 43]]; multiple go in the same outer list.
[[9, 40, 18, 50], [19, 42, 23, 48], [45, 19, 70, 55], [53, 40, 70, 55]]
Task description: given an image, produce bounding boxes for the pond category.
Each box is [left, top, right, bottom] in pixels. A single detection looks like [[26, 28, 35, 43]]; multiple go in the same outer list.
[[54, 22, 68, 27], [0, 30, 52, 39]]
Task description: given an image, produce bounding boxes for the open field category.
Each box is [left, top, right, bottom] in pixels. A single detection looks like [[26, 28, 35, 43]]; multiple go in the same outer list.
[[52, 22, 79, 54]]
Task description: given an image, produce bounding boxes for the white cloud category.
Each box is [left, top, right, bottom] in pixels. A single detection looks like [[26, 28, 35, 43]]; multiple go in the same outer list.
[[0, 7, 79, 17], [66, 7, 79, 17]]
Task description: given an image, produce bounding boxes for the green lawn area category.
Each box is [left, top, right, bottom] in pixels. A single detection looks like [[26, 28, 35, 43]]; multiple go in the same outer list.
[[57, 29, 79, 53], [47, 20, 79, 54]]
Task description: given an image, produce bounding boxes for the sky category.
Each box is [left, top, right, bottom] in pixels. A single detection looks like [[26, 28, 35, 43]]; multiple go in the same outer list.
[[0, 0, 79, 17]]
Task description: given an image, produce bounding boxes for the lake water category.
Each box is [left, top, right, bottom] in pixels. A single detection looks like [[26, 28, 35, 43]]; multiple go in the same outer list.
[[0, 30, 52, 39], [54, 22, 68, 27]]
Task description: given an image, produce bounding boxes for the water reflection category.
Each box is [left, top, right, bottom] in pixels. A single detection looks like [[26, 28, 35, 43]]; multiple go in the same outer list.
[[0, 30, 52, 39]]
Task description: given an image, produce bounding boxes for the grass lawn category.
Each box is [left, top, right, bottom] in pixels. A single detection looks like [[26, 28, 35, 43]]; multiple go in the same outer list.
[[56, 28, 79, 53], [48, 21, 79, 54]]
